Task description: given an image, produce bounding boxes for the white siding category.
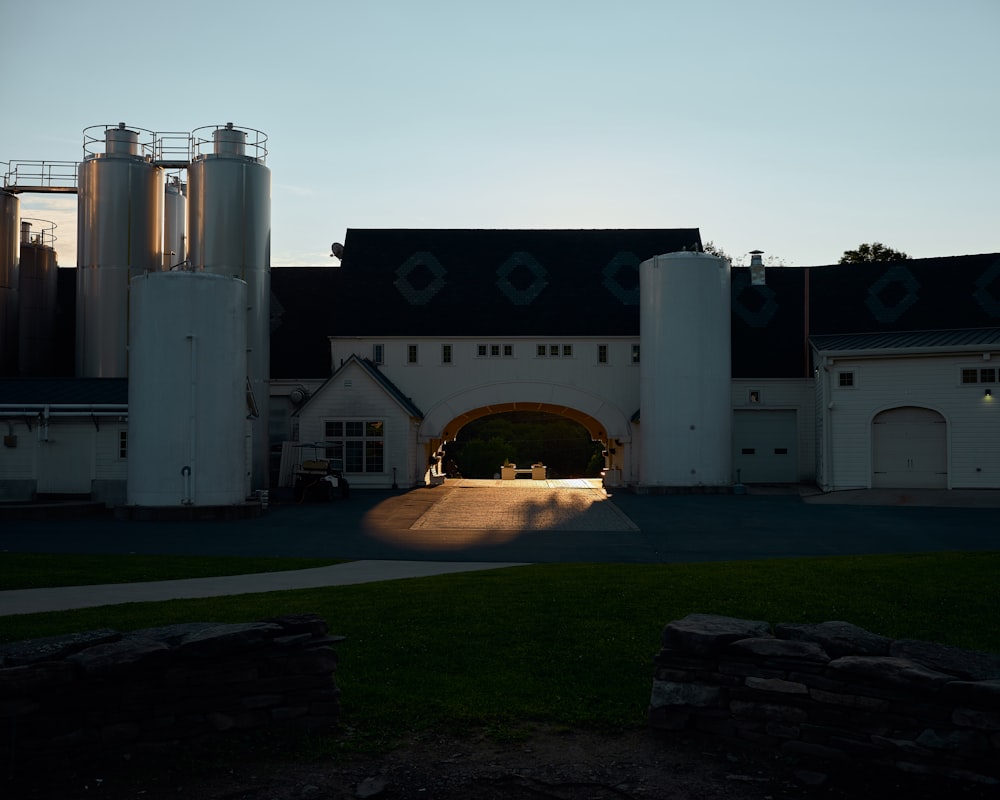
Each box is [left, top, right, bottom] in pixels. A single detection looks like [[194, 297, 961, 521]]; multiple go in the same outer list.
[[36, 423, 95, 493], [95, 422, 128, 480], [731, 379, 815, 482], [818, 354, 1000, 490], [0, 421, 38, 480], [0, 420, 38, 498], [295, 360, 422, 488], [330, 336, 640, 442]]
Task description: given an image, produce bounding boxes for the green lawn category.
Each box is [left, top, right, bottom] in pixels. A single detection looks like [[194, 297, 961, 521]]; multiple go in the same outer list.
[[2, 551, 997, 747]]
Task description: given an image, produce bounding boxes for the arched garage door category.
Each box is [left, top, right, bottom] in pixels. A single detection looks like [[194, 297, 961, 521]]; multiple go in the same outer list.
[[872, 407, 947, 488]]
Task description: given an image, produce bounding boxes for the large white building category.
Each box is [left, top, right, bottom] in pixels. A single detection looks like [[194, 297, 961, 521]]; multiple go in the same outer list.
[[2, 125, 999, 504], [266, 231, 1000, 494]]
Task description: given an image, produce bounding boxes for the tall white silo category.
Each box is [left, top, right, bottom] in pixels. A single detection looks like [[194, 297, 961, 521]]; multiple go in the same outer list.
[[639, 251, 732, 487], [187, 123, 271, 490], [17, 219, 59, 376], [0, 188, 19, 375], [127, 271, 248, 507], [163, 175, 187, 270], [76, 123, 163, 377]]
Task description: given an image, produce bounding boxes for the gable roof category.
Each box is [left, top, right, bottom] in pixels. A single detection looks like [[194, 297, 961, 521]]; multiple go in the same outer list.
[[293, 355, 423, 418]]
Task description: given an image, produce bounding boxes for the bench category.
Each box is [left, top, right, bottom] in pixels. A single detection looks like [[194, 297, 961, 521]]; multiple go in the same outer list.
[[501, 466, 548, 480]]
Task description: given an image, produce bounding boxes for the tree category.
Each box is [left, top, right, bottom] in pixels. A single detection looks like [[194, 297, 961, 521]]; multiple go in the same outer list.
[[702, 241, 735, 262], [838, 242, 910, 264], [703, 242, 788, 266]]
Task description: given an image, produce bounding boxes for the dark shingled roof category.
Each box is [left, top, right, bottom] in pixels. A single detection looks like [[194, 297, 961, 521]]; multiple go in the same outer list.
[[9, 240, 1000, 384], [0, 378, 128, 405], [271, 228, 703, 379]]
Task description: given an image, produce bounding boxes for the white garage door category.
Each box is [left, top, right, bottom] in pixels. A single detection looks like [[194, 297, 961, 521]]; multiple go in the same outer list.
[[872, 406, 947, 489], [733, 409, 797, 483]]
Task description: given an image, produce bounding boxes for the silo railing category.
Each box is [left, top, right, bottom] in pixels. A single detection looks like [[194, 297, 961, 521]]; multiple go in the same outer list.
[[20, 218, 58, 249], [3, 160, 78, 194], [191, 123, 268, 163]]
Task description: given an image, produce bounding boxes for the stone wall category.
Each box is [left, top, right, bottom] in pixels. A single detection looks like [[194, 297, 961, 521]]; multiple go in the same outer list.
[[649, 614, 1000, 786], [0, 614, 339, 770]]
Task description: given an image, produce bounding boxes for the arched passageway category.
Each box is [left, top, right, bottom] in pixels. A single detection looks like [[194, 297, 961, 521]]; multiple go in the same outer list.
[[441, 409, 605, 479]]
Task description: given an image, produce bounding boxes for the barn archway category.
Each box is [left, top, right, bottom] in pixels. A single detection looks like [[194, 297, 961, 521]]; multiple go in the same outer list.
[[418, 383, 633, 482]]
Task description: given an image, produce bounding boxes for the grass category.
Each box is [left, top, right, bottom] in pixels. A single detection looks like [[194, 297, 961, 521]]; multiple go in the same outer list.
[[0, 553, 344, 590], [2, 551, 998, 749]]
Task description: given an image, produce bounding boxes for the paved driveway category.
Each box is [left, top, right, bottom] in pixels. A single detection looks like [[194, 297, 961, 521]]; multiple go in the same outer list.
[[1, 480, 997, 563]]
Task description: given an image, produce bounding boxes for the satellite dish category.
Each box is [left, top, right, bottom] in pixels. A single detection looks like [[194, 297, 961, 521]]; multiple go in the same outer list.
[[330, 242, 344, 259]]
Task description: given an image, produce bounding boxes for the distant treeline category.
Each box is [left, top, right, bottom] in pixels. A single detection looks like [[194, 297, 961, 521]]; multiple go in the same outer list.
[[443, 412, 604, 478]]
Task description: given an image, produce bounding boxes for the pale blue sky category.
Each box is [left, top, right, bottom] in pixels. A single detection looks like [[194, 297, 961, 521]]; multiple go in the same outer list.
[[3, 0, 997, 267]]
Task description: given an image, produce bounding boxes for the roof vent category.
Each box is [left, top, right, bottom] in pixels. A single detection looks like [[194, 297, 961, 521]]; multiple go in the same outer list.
[[750, 250, 765, 285]]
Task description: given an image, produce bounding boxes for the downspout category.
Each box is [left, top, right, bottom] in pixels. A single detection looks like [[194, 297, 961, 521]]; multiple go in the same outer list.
[[822, 356, 834, 491], [803, 268, 811, 377], [183, 334, 197, 505]]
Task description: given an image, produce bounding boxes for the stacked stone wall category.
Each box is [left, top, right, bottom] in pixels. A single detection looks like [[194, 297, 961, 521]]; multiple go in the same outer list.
[[0, 614, 339, 770], [649, 614, 1000, 786]]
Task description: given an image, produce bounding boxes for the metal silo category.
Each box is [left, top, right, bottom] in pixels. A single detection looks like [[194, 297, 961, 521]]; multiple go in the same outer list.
[[127, 270, 248, 507], [638, 251, 732, 487], [0, 187, 19, 375], [187, 123, 271, 490], [163, 175, 186, 269], [76, 123, 163, 377], [17, 219, 59, 376]]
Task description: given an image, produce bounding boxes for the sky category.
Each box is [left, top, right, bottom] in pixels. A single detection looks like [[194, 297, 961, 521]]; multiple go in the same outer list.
[[2, 0, 997, 269]]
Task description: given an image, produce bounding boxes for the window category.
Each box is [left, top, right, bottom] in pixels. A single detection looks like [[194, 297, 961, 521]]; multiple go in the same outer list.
[[372, 344, 384, 365], [118, 430, 128, 459], [961, 367, 997, 385], [503, 344, 513, 357], [838, 371, 855, 387], [631, 344, 641, 364], [324, 420, 384, 473], [537, 343, 571, 357], [748, 389, 761, 404], [477, 344, 488, 357], [442, 344, 452, 364], [407, 344, 418, 364], [490, 344, 501, 357], [598, 344, 608, 364]]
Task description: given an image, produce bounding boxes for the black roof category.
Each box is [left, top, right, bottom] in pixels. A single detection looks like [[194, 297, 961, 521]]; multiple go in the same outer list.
[[271, 227, 703, 377], [0, 378, 128, 405], [7, 235, 1000, 384]]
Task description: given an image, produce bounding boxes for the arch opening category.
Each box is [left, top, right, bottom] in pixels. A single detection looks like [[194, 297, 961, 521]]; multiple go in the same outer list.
[[437, 406, 608, 480]]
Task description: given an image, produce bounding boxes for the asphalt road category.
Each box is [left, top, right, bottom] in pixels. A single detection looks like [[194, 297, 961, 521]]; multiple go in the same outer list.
[[2, 484, 997, 564]]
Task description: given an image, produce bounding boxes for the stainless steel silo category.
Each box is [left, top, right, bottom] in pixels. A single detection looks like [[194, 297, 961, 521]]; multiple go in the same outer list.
[[76, 123, 164, 377], [17, 219, 59, 375], [187, 123, 271, 491], [163, 175, 187, 270], [0, 188, 19, 375]]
